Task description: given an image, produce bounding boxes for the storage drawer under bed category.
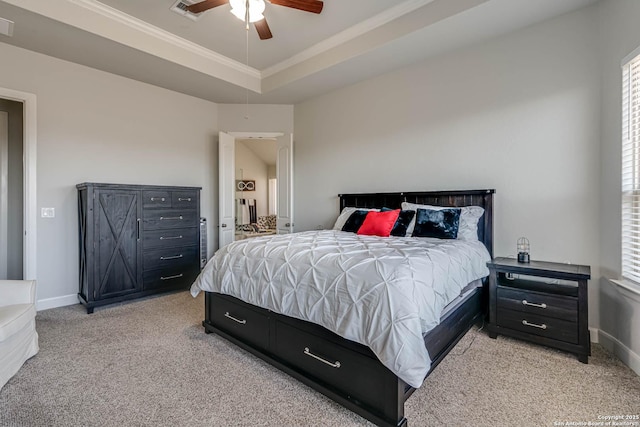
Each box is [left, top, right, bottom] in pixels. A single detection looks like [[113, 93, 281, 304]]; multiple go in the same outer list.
[[273, 320, 388, 411], [207, 294, 270, 351]]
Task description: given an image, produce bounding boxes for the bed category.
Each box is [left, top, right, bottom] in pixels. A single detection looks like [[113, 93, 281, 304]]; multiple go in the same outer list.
[[192, 189, 495, 427]]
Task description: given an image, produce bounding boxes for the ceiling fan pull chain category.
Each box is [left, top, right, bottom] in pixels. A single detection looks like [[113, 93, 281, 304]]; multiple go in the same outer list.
[[244, 0, 250, 120]]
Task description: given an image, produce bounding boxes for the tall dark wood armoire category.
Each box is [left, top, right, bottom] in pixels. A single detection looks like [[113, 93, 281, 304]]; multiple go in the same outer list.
[[77, 183, 201, 313]]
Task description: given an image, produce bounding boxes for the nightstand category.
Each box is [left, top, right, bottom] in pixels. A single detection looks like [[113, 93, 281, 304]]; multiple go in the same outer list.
[[487, 257, 591, 363]]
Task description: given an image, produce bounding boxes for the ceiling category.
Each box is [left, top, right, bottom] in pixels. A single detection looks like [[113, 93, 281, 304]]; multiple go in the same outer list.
[[0, 0, 598, 104]]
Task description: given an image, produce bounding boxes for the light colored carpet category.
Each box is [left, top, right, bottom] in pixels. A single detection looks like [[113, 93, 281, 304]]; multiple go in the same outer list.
[[0, 291, 638, 427]]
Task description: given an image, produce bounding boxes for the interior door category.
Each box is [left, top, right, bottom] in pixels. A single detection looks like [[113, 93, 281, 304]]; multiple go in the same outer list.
[[219, 132, 236, 248], [276, 133, 293, 234], [0, 111, 7, 279]]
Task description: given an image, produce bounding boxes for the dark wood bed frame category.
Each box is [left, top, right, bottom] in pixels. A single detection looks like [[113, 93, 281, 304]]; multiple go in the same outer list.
[[202, 189, 495, 426]]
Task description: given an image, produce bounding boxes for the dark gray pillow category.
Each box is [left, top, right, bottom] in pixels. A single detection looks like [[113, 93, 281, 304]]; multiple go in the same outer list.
[[412, 208, 461, 239], [381, 208, 416, 237], [342, 210, 370, 233]]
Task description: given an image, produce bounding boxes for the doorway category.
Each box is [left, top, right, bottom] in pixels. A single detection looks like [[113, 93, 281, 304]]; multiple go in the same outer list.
[[0, 98, 23, 280], [218, 131, 293, 249], [235, 138, 278, 241], [0, 87, 37, 281]]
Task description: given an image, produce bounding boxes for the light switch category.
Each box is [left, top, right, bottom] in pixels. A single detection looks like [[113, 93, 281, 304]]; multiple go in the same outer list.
[[41, 207, 55, 218]]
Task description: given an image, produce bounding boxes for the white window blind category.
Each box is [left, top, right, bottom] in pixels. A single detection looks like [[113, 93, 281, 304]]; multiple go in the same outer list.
[[622, 53, 640, 284]]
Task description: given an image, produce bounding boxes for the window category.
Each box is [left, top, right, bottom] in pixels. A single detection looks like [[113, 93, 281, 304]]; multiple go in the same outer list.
[[622, 51, 640, 284]]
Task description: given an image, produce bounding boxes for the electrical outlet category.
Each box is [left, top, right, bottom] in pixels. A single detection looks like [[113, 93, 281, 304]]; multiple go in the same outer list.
[[41, 207, 55, 218]]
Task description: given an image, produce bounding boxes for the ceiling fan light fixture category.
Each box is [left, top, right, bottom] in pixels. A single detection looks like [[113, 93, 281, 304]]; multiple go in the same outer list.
[[230, 0, 266, 23]]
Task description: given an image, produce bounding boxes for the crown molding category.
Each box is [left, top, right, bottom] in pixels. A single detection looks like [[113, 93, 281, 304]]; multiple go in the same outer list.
[[5, 0, 487, 96], [5, 0, 261, 91], [261, 0, 435, 78], [72, 0, 259, 76], [261, 0, 489, 93]]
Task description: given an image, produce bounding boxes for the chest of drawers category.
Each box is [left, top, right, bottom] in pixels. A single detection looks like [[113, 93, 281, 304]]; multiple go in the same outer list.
[[77, 183, 201, 313]]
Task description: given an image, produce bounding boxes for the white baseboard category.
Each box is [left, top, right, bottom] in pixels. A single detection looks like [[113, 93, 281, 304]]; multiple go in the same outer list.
[[36, 294, 79, 311], [596, 329, 640, 376]]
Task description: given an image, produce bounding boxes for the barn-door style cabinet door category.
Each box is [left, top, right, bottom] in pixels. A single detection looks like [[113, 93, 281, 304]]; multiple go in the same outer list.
[[77, 183, 201, 313]]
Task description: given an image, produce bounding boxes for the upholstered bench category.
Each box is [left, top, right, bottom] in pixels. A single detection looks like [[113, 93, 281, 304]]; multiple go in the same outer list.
[[0, 280, 39, 391]]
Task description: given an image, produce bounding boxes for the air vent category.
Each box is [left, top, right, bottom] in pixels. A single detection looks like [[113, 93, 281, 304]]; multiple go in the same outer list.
[[0, 17, 14, 37], [170, 0, 202, 21]]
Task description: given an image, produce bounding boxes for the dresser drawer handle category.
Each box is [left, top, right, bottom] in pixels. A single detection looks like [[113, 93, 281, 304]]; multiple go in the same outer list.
[[178, 197, 192, 202], [150, 197, 166, 202], [160, 273, 183, 281], [224, 312, 246, 324], [522, 320, 547, 330], [522, 300, 547, 309], [303, 347, 341, 368], [160, 216, 183, 221], [160, 254, 183, 260], [160, 235, 183, 240]]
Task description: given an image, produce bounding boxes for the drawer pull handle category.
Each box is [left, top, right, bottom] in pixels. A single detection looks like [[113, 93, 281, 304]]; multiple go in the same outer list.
[[224, 312, 246, 324], [160, 273, 183, 281], [178, 197, 192, 202], [522, 320, 547, 330], [160, 254, 183, 260], [522, 300, 547, 309], [160, 235, 183, 240], [160, 216, 183, 221], [150, 197, 166, 202], [303, 347, 341, 368]]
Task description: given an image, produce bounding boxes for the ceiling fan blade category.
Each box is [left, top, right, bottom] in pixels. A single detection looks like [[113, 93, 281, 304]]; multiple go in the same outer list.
[[269, 0, 323, 14], [186, 0, 229, 14], [255, 18, 273, 40]]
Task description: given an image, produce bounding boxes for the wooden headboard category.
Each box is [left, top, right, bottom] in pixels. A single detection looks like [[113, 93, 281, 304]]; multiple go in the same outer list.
[[339, 189, 495, 257]]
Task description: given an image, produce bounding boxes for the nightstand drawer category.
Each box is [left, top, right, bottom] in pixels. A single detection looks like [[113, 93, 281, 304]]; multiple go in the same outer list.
[[497, 308, 578, 344], [497, 286, 577, 322]]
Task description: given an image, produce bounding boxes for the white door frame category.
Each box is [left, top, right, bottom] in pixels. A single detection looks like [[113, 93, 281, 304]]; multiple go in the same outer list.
[[0, 111, 8, 279], [220, 131, 289, 247], [0, 87, 37, 280]]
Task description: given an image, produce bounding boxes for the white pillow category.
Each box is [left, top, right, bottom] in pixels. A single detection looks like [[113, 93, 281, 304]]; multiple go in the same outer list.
[[401, 202, 484, 241], [333, 207, 379, 231]]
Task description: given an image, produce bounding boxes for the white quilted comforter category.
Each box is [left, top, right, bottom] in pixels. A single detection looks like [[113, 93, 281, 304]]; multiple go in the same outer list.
[[190, 230, 490, 388]]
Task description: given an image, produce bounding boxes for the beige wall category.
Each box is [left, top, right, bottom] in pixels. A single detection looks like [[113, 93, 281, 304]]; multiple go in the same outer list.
[[294, 1, 640, 373], [218, 104, 294, 134], [597, 0, 640, 372], [295, 6, 602, 321], [2, 0, 638, 372], [0, 42, 219, 306]]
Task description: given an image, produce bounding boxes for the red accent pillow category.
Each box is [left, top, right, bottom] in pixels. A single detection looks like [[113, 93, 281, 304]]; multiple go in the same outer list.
[[357, 209, 401, 237]]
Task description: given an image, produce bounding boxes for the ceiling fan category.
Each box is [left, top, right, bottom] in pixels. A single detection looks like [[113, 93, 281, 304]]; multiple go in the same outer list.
[[186, 0, 324, 40]]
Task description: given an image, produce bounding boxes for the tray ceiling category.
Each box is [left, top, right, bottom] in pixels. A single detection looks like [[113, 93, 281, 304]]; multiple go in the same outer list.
[[0, 0, 598, 104]]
